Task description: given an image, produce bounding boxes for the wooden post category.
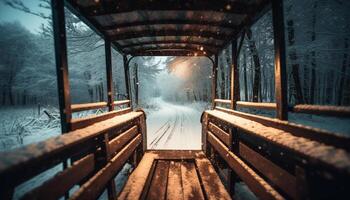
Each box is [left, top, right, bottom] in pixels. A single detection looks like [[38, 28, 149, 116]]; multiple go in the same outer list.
[[123, 55, 132, 108], [51, 1, 71, 199], [105, 40, 114, 111], [231, 39, 239, 110], [52, 0, 72, 133], [212, 54, 218, 109], [272, 0, 288, 120]]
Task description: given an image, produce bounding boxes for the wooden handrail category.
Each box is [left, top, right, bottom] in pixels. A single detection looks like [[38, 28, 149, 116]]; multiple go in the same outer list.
[[214, 99, 350, 117], [113, 100, 131, 106], [203, 109, 350, 199], [71, 102, 108, 112], [291, 104, 350, 118], [0, 111, 146, 199], [214, 99, 277, 110], [237, 101, 276, 110], [70, 107, 132, 131], [214, 99, 231, 104], [214, 106, 350, 150]]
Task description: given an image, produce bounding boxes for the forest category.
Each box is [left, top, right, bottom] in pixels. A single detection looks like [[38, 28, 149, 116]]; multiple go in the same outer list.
[[1, 0, 349, 109]]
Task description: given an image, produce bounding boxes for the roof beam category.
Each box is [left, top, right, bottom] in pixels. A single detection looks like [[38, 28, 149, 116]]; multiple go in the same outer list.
[[103, 20, 240, 30], [77, 0, 256, 16], [131, 50, 209, 57], [126, 47, 214, 55], [124, 44, 218, 54], [109, 30, 233, 41], [120, 41, 222, 49], [117, 35, 225, 44]]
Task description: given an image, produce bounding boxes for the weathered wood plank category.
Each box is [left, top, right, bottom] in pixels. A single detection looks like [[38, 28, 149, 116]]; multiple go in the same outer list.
[[201, 112, 208, 153], [146, 150, 205, 160], [292, 104, 350, 118], [208, 122, 231, 147], [70, 107, 132, 130], [118, 153, 158, 200], [71, 102, 108, 112], [0, 111, 143, 188], [239, 142, 297, 199], [167, 161, 184, 200], [146, 160, 170, 200], [109, 125, 138, 155], [22, 154, 95, 200], [114, 100, 131, 106], [214, 99, 231, 104], [214, 106, 350, 151], [206, 109, 350, 171], [236, 101, 277, 110], [71, 134, 142, 200], [195, 158, 232, 200], [181, 161, 205, 200], [207, 131, 284, 200]]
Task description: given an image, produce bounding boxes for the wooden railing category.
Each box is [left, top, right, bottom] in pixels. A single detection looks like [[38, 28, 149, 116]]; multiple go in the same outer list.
[[201, 109, 350, 199], [214, 98, 350, 117], [71, 100, 131, 113], [0, 110, 146, 200]]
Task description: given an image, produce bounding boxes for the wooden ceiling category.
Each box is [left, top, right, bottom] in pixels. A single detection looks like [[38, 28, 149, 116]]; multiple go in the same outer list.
[[65, 0, 270, 56]]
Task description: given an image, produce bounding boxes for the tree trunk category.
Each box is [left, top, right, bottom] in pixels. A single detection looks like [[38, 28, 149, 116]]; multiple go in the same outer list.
[[246, 29, 261, 102], [310, 1, 318, 104], [287, 19, 304, 104], [219, 57, 226, 99], [338, 38, 349, 105], [243, 49, 248, 101]]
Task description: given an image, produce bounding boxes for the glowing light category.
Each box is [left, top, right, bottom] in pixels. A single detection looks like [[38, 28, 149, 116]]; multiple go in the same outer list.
[[200, 46, 204, 51], [172, 62, 190, 79], [226, 4, 232, 10]]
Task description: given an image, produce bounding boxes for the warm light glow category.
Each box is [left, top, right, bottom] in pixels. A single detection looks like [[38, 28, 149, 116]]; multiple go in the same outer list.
[[172, 62, 190, 79]]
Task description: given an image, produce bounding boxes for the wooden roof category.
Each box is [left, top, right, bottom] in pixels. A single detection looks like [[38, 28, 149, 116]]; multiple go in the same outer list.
[[65, 0, 270, 56]]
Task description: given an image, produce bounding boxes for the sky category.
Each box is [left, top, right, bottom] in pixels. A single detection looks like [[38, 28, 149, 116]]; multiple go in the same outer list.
[[0, 0, 49, 33]]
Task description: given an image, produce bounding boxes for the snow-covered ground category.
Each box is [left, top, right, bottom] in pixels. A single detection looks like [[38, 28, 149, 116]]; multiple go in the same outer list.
[[0, 106, 61, 152], [145, 97, 208, 150]]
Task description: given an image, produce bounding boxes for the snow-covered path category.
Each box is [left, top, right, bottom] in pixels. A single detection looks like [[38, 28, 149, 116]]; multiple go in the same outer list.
[[146, 98, 205, 150]]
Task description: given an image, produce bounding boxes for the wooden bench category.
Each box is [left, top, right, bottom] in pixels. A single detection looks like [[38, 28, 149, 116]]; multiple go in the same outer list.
[[118, 150, 231, 200], [202, 109, 350, 200]]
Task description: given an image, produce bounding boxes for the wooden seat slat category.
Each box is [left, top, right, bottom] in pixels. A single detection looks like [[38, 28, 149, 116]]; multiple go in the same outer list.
[[195, 158, 232, 200], [167, 161, 184, 200], [180, 161, 205, 200], [146, 160, 170, 200]]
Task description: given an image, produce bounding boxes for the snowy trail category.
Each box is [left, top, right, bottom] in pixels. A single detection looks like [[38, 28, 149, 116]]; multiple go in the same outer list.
[[146, 98, 204, 150]]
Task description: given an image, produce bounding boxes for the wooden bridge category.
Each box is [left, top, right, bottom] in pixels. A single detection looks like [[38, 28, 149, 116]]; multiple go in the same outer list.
[[1, 0, 350, 199]]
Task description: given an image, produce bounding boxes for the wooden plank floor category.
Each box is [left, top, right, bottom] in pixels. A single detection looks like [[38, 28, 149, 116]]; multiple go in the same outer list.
[[118, 150, 231, 200]]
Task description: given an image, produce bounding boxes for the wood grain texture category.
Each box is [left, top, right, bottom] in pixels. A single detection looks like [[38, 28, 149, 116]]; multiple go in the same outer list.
[[181, 161, 205, 200], [195, 158, 232, 200], [167, 161, 184, 200], [239, 142, 297, 199], [207, 131, 284, 200], [146, 160, 170, 200]]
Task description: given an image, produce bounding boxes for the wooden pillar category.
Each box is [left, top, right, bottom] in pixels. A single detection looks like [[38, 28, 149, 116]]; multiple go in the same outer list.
[[211, 54, 218, 109], [123, 55, 132, 108], [231, 39, 239, 110], [105, 40, 114, 111], [51, 1, 71, 199], [51, 0, 71, 133], [272, 0, 288, 120]]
